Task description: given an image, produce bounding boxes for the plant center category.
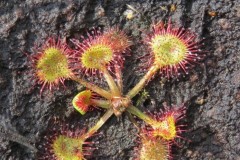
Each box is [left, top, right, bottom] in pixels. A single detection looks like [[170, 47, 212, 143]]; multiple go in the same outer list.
[[111, 96, 132, 116], [52, 135, 84, 160], [36, 47, 71, 82], [151, 34, 187, 67], [81, 44, 113, 70]]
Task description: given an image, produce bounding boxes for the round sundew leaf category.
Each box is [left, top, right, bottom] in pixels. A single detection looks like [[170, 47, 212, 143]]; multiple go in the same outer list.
[[36, 47, 72, 83], [147, 105, 186, 141], [81, 44, 113, 70], [139, 136, 169, 160], [72, 90, 92, 115], [151, 115, 177, 140], [99, 28, 131, 52], [151, 34, 188, 68], [145, 20, 202, 78], [71, 27, 130, 77], [52, 135, 85, 160]]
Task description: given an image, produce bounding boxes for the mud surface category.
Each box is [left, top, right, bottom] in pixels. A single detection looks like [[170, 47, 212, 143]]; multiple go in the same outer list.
[[0, 0, 239, 160]]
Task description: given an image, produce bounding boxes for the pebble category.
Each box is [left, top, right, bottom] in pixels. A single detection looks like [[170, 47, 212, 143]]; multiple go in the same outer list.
[[236, 5, 240, 18], [218, 18, 231, 29]]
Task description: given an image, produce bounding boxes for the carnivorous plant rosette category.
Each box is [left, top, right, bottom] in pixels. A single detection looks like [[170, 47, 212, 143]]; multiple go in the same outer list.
[[24, 18, 204, 160]]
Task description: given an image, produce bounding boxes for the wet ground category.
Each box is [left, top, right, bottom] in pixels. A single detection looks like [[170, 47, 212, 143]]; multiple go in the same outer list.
[[0, 0, 239, 160]]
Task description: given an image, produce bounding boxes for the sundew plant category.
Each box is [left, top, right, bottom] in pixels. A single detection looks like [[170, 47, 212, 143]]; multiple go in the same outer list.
[[26, 19, 203, 160]]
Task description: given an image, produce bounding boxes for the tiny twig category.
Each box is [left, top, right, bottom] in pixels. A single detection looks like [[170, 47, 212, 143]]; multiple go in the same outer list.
[[0, 125, 37, 152]]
